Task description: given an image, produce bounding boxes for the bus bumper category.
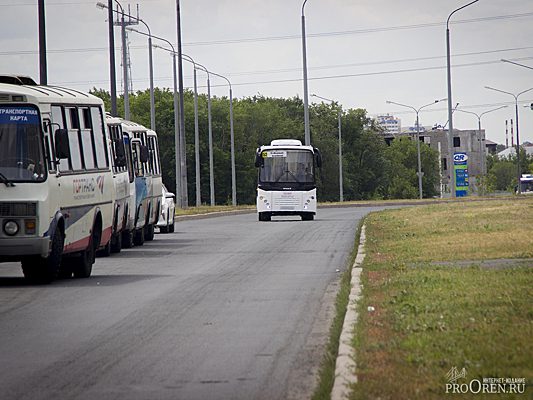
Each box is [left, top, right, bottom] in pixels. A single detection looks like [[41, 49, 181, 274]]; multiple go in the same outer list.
[[0, 236, 50, 261]]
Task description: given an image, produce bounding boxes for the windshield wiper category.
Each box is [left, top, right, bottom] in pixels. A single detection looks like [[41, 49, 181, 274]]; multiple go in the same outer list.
[[275, 170, 300, 183], [0, 172, 15, 187]]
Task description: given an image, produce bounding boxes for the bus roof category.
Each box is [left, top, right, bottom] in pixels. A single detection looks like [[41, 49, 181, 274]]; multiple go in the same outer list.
[[0, 82, 103, 106]]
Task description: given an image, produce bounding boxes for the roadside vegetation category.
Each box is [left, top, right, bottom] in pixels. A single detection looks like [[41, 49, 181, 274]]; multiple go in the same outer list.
[[349, 198, 533, 399]]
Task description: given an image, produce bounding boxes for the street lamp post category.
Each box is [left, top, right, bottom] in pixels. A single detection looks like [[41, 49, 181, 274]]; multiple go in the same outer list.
[[455, 105, 508, 190], [176, 0, 188, 208], [194, 64, 215, 206], [122, 16, 155, 130], [311, 94, 343, 202], [386, 99, 445, 199], [446, 0, 479, 198], [301, 0, 310, 145], [97, 1, 130, 119], [181, 54, 202, 207], [209, 71, 236, 206], [141, 38, 182, 208], [106, 0, 117, 116], [485, 86, 533, 194]]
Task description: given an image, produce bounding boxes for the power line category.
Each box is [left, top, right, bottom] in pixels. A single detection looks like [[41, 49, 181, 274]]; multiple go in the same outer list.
[[225, 57, 533, 88], [54, 56, 533, 88], [181, 12, 533, 47]]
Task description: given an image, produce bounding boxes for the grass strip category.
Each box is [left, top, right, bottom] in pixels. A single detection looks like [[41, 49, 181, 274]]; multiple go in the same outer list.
[[311, 218, 365, 400], [350, 199, 533, 400]]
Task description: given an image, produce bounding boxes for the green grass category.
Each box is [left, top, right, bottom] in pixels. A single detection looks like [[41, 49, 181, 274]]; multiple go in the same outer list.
[[348, 198, 533, 400]]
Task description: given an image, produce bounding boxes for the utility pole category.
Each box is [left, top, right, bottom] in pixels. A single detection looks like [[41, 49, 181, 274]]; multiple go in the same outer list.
[[38, 0, 47, 85], [113, 5, 138, 119]]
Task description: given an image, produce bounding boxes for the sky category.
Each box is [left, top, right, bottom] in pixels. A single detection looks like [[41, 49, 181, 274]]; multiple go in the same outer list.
[[1, 0, 532, 146]]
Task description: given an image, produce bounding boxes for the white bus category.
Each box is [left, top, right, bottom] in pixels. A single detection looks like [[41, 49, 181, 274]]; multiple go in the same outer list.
[[255, 139, 322, 221], [119, 120, 162, 245], [103, 114, 134, 253], [0, 78, 114, 281]]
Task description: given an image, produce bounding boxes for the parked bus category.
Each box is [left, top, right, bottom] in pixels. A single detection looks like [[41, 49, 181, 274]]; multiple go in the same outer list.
[[119, 120, 162, 245], [0, 78, 114, 281], [254, 139, 322, 221], [103, 114, 134, 253]]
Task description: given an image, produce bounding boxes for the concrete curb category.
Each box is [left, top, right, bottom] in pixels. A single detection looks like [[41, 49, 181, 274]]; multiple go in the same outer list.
[[331, 224, 366, 400]]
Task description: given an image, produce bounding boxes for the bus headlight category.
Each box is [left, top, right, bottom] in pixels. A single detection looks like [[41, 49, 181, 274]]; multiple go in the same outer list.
[[4, 220, 19, 236]]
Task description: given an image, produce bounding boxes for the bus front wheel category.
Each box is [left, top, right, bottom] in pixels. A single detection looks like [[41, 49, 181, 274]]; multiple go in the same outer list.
[[258, 212, 271, 222], [301, 213, 314, 221], [21, 229, 64, 283]]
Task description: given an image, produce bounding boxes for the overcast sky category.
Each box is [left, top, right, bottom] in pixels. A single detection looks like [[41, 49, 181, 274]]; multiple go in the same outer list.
[[1, 0, 532, 145]]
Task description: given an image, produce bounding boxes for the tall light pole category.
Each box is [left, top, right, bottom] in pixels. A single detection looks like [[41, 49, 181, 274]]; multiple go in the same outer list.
[[311, 94, 343, 202], [145, 39, 182, 208], [38, 0, 47, 85], [97, 1, 130, 119], [446, 0, 479, 198], [485, 86, 533, 194], [195, 64, 215, 206], [455, 105, 508, 188], [106, 1, 117, 115], [181, 54, 202, 207], [386, 99, 445, 199], [176, 0, 188, 208], [111, 12, 155, 129], [210, 71, 236, 206], [301, 0, 310, 145], [132, 17, 155, 131]]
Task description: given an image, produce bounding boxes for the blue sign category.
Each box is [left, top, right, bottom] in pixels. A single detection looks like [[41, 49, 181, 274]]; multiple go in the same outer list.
[[0, 106, 39, 125], [454, 152, 469, 197]]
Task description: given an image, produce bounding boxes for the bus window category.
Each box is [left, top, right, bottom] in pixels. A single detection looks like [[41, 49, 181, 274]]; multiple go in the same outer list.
[[123, 134, 134, 183], [51, 105, 70, 172], [66, 107, 82, 171], [91, 107, 108, 169], [79, 108, 96, 170]]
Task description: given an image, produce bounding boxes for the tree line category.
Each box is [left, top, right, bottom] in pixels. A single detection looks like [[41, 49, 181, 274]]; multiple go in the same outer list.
[[91, 88, 441, 204]]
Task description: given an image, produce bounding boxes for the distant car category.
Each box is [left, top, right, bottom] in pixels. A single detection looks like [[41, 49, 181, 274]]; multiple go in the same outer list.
[[157, 184, 175, 233]]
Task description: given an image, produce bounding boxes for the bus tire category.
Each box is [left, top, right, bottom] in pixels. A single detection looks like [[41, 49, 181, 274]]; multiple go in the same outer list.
[[168, 222, 175, 233], [110, 232, 122, 253], [122, 229, 134, 248], [144, 224, 155, 241], [73, 234, 95, 278], [97, 239, 111, 257], [22, 229, 64, 283], [259, 212, 271, 222], [134, 228, 145, 246], [159, 225, 169, 234], [301, 213, 314, 221]]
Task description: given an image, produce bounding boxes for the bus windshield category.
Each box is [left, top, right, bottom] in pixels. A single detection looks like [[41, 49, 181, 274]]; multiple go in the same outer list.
[[259, 149, 314, 183], [0, 105, 46, 183]]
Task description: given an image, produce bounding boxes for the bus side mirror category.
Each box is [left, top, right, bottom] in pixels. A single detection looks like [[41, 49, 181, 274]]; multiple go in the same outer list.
[[139, 145, 149, 164], [314, 148, 322, 168], [114, 138, 127, 167], [255, 152, 263, 167], [54, 129, 70, 159]]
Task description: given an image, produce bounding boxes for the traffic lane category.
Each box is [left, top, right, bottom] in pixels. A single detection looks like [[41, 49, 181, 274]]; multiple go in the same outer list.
[[0, 207, 382, 400]]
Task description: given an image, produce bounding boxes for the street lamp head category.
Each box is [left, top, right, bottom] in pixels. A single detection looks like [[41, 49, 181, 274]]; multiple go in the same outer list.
[[96, 2, 107, 9]]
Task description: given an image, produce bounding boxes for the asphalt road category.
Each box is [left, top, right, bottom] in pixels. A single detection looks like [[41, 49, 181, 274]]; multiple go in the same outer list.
[[0, 207, 382, 400]]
